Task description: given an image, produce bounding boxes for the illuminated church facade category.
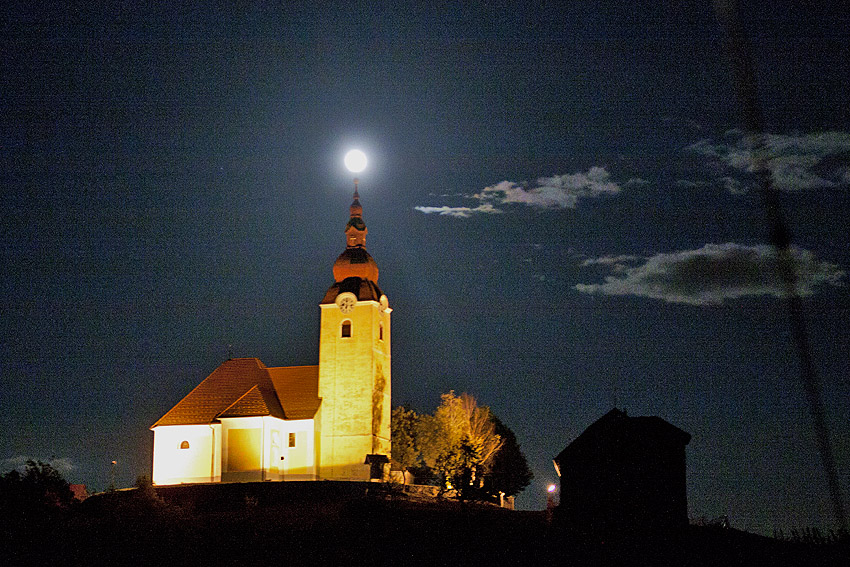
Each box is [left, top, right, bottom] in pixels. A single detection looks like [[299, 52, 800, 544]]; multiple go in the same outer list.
[[150, 185, 392, 484]]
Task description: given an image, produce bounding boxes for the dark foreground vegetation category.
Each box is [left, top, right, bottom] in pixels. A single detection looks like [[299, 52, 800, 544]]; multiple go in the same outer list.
[[2, 468, 847, 566]]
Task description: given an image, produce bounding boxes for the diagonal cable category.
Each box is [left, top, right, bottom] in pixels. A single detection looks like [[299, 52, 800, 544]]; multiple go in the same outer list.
[[713, 0, 847, 533]]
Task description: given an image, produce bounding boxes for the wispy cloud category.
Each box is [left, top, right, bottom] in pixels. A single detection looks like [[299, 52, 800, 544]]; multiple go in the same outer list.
[[475, 167, 621, 207], [415, 166, 624, 218], [576, 243, 845, 305], [413, 203, 502, 218], [580, 254, 643, 273], [687, 130, 850, 193], [624, 177, 650, 187]]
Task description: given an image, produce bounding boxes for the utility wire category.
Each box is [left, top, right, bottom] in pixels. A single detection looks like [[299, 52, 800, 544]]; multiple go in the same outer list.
[[713, 0, 847, 532]]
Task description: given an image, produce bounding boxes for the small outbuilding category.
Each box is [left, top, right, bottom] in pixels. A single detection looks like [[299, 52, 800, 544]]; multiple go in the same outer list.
[[553, 408, 691, 538]]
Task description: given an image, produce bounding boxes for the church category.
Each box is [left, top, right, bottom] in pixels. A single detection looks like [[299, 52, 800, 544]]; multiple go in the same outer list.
[[150, 183, 392, 484]]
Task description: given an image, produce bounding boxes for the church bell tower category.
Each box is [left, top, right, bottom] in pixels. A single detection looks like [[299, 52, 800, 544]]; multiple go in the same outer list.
[[317, 180, 391, 480]]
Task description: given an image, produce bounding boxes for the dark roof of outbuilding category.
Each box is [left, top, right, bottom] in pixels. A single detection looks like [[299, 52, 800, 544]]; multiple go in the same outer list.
[[554, 408, 691, 466], [151, 358, 320, 428]]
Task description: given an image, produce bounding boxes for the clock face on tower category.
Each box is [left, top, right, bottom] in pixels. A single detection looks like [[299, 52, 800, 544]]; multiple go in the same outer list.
[[336, 292, 357, 314], [340, 297, 355, 314]]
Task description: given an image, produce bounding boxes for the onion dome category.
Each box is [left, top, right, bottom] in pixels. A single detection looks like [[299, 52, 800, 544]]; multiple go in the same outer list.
[[333, 247, 379, 282]]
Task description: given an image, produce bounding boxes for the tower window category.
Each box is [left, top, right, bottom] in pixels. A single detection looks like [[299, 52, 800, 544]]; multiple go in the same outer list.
[[341, 320, 352, 338], [180, 440, 190, 449], [379, 324, 383, 341], [289, 433, 296, 448]]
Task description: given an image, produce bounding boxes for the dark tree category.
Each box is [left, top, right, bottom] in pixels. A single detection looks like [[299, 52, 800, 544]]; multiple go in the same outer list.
[[0, 460, 75, 514], [0, 460, 76, 562], [391, 405, 422, 483], [482, 416, 533, 499]]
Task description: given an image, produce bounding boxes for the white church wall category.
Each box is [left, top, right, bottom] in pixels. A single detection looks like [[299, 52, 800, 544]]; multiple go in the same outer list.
[[278, 418, 316, 480], [221, 416, 264, 482], [220, 416, 317, 482], [152, 424, 220, 485]]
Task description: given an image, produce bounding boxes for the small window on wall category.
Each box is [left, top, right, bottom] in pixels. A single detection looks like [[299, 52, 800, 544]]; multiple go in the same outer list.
[[288, 433, 296, 448], [341, 320, 352, 338], [379, 324, 384, 341], [180, 440, 190, 449]]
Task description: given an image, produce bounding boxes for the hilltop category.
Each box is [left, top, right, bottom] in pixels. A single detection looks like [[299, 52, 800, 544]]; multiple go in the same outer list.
[[2, 482, 846, 566]]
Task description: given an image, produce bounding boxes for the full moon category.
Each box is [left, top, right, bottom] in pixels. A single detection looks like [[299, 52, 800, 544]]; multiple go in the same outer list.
[[344, 149, 367, 173]]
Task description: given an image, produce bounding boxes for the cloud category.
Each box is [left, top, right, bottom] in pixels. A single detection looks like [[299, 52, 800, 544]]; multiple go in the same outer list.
[[624, 177, 650, 187], [687, 131, 850, 193], [415, 166, 624, 218], [1, 455, 76, 475], [414, 203, 502, 218], [476, 167, 621, 208], [580, 254, 642, 274], [721, 176, 746, 195], [580, 254, 643, 266], [575, 243, 845, 305]]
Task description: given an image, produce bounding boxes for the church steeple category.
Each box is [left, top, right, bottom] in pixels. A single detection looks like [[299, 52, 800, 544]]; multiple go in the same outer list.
[[349, 179, 363, 218], [345, 180, 367, 248], [317, 175, 392, 480], [329, 181, 379, 285]]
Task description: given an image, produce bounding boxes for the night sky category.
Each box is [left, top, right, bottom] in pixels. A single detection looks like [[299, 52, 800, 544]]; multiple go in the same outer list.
[[2, 2, 849, 535]]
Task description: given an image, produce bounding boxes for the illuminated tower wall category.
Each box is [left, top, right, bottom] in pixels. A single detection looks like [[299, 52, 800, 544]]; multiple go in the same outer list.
[[317, 186, 391, 480]]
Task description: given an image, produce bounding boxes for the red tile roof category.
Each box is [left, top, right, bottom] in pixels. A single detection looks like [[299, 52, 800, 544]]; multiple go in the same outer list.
[[218, 385, 272, 418], [268, 365, 322, 419], [151, 358, 320, 427]]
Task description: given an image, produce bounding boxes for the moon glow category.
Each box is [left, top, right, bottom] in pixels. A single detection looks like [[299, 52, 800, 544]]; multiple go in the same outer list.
[[344, 149, 368, 173]]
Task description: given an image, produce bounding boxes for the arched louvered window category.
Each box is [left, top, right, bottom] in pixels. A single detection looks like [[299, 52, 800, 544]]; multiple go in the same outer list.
[[180, 440, 190, 449], [341, 320, 352, 338]]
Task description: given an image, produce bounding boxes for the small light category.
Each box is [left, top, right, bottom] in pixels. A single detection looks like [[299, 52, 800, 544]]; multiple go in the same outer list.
[[547, 484, 557, 493]]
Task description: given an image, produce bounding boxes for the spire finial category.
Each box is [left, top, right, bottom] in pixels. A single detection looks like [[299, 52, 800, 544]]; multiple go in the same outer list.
[[349, 179, 363, 219]]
